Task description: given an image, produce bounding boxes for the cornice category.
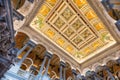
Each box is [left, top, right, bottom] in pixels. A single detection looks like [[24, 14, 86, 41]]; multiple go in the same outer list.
[[80, 44, 120, 69]]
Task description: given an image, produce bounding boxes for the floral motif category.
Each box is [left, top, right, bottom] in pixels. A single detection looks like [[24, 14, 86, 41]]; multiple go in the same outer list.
[[54, 17, 65, 29], [72, 19, 83, 31], [61, 7, 74, 21]]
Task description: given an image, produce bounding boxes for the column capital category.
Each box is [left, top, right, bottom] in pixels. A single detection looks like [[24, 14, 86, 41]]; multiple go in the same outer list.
[[45, 51, 53, 59], [102, 65, 110, 71], [72, 69, 77, 75], [116, 58, 120, 64], [60, 61, 66, 67], [115, 20, 120, 31], [27, 40, 36, 48]]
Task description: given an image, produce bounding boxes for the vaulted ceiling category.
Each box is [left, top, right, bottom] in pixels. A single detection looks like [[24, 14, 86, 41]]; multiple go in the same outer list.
[[30, 0, 116, 63]]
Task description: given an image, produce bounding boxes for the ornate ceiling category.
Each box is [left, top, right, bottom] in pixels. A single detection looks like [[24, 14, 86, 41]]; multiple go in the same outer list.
[[30, 0, 116, 63]]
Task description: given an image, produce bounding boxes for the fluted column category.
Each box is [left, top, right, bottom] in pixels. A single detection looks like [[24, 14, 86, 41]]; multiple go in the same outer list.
[[72, 69, 77, 80]]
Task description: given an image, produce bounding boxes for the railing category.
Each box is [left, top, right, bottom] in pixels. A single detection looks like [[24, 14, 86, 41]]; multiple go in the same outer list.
[[17, 69, 36, 80], [3, 71, 27, 80], [17, 69, 27, 77], [2, 69, 36, 80], [28, 74, 36, 80]]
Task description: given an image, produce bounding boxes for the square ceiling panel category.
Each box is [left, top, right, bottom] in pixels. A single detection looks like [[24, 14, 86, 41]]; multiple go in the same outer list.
[[30, 0, 116, 63]]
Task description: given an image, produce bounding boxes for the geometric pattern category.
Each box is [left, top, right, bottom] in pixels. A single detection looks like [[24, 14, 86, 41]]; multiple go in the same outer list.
[[30, 0, 116, 62], [72, 19, 83, 31], [61, 7, 74, 20], [54, 17, 65, 29], [46, 1, 97, 50]]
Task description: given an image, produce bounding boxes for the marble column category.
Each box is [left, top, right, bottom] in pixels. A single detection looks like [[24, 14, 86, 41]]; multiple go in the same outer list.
[[17, 43, 28, 56], [72, 69, 77, 80], [35, 56, 47, 80], [60, 61, 66, 80], [92, 71, 103, 80], [18, 47, 34, 66], [43, 52, 52, 75], [44, 58, 51, 75], [117, 58, 120, 64], [35, 52, 52, 80], [115, 20, 120, 31], [9, 40, 36, 74], [77, 74, 87, 80], [18, 40, 36, 66], [63, 68, 66, 80], [60, 63, 63, 80]]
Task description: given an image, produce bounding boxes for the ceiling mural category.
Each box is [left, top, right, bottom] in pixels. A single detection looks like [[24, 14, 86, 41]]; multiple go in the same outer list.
[[30, 0, 116, 63]]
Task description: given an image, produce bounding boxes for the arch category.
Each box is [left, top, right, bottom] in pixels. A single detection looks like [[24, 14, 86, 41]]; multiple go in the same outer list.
[[49, 54, 60, 78], [103, 56, 116, 65], [52, 54, 61, 62], [51, 71, 57, 79], [22, 58, 34, 71], [101, 0, 120, 21], [50, 54, 60, 68], [106, 60, 117, 67], [17, 0, 36, 16], [12, 0, 39, 30], [92, 62, 103, 71], [66, 61, 72, 69], [15, 32, 29, 49], [20, 63, 28, 70], [95, 65, 103, 72], [67, 76, 73, 80], [34, 44, 46, 59], [11, 0, 25, 10], [25, 58, 34, 65], [101, 4, 117, 23], [16, 31, 30, 39], [36, 42, 48, 50], [12, 0, 36, 16], [66, 62, 72, 70], [82, 68, 91, 75], [65, 62, 73, 79], [34, 70, 39, 75], [76, 68, 81, 74]]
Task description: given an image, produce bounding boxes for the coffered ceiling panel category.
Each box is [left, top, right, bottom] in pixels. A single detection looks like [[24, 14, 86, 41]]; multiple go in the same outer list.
[[30, 0, 116, 63]]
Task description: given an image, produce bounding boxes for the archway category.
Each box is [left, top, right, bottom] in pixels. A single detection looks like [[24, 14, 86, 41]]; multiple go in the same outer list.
[[66, 62, 73, 80], [15, 32, 29, 49], [11, 0, 25, 10], [20, 63, 28, 70], [49, 54, 60, 79]]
